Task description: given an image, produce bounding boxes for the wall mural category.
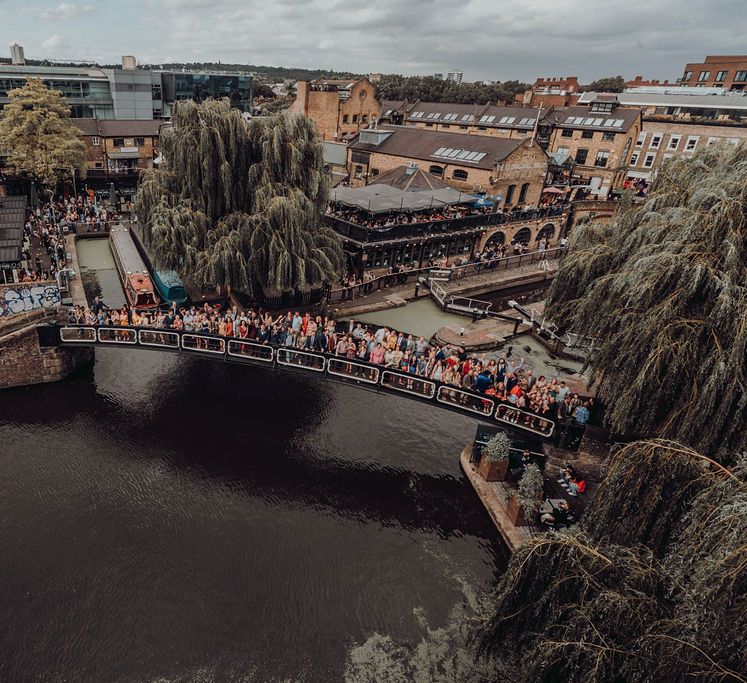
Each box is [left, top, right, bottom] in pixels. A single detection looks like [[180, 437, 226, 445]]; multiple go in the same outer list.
[[0, 284, 61, 318]]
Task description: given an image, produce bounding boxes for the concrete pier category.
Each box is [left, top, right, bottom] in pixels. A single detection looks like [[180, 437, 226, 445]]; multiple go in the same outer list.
[[459, 444, 537, 552]]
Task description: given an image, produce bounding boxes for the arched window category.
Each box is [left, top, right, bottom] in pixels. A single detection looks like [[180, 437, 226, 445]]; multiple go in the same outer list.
[[505, 184, 516, 205], [513, 227, 532, 244], [518, 182, 530, 204], [485, 231, 506, 247], [453, 169, 469, 180], [429, 165, 444, 176], [536, 223, 555, 241]]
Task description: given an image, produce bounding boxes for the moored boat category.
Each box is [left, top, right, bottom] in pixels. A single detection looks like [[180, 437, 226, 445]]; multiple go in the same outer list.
[[109, 226, 159, 309]]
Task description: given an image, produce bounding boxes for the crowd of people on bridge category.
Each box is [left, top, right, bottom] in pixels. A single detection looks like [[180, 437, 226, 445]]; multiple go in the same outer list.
[[67, 297, 589, 436]]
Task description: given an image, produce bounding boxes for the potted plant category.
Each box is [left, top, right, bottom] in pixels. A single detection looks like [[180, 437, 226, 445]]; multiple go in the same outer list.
[[478, 432, 512, 482], [507, 463, 544, 526]]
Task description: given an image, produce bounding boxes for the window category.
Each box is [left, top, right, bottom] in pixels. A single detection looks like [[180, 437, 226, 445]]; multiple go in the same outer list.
[[581, 130, 594, 139], [698, 71, 710, 82], [685, 136, 699, 151], [735, 71, 747, 82], [602, 131, 616, 141], [442, 124, 450, 128], [575, 149, 589, 165], [636, 132, 646, 147], [459, 125, 468, 130], [477, 126, 487, 130], [561, 129, 573, 138], [682, 71, 692, 81], [362, 115, 368, 123], [667, 135, 681, 151], [715, 70, 728, 82], [342, 115, 349, 123], [643, 153, 656, 168], [94, 162, 103, 168], [91, 136, 101, 146], [707, 136, 720, 146], [429, 165, 444, 176], [354, 165, 363, 179], [113, 138, 125, 147], [518, 183, 530, 204], [590, 101, 614, 113], [425, 123, 434, 127], [649, 135, 662, 149], [152, 84, 162, 101], [629, 151, 639, 166], [134, 137, 145, 146], [352, 114, 358, 123], [505, 184, 516, 205], [371, 168, 379, 176], [594, 150, 610, 167], [453, 169, 469, 180]]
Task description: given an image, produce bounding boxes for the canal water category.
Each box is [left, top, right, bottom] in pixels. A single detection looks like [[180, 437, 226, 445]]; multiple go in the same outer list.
[[1, 340, 507, 679], [76, 237, 127, 308]]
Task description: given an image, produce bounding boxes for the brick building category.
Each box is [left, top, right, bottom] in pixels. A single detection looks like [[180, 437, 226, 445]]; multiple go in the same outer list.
[[290, 77, 382, 141], [546, 95, 642, 198], [577, 89, 747, 182], [678, 56, 747, 90], [516, 76, 581, 107], [379, 101, 554, 149], [73, 119, 163, 178], [346, 125, 549, 208]]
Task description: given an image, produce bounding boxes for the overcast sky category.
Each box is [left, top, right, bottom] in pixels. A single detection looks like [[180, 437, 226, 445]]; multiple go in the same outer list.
[[1, 0, 745, 82]]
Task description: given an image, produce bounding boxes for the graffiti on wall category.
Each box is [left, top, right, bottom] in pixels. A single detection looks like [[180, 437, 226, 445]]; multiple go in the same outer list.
[[0, 284, 61, 318]]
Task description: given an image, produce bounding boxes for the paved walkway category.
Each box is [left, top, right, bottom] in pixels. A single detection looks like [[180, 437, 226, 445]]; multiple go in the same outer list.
[[64, 235, 88, 307]]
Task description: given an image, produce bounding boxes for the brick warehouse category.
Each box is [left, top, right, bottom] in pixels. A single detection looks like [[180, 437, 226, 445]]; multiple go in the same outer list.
[[346, 125, 549, 208]]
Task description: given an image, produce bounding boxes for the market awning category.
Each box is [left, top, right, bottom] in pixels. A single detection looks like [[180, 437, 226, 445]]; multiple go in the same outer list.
[[329, 184, 481, 214], [107, 150, 141, 160]]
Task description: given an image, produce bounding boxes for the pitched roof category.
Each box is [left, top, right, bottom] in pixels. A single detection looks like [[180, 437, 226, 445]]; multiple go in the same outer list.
[[0, 195, 26, 264], [404, 102, 546, 129], [349, 125, 528, 170], [72, 118, 99, 136], [369, 165, 452, 191], [554, 105, 640, 132]]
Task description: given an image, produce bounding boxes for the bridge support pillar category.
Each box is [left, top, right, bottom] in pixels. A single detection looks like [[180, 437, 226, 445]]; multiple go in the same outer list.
[[0, 311, 93, 390]]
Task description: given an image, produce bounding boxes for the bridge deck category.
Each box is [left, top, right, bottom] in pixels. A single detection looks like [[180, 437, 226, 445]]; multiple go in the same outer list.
[[53, 324, 557, 440]]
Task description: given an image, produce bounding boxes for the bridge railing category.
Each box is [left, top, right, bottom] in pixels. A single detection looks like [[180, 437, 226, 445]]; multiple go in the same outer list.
[[327, 247, 565, 305], [56, 324, 556, 439]]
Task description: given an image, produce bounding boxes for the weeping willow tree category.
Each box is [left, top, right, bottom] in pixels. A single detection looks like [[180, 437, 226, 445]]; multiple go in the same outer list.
[[547, 143, 747, 456], [135, 100, 344, 294], [479, 440, 747, 682]]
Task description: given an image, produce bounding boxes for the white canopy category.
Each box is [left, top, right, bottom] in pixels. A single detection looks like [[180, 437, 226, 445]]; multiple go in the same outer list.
[[330, 185, 479, 214]]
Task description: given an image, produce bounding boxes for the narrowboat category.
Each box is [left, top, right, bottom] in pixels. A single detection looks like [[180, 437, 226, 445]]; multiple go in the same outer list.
[[109, 226, 160, 309], [152, 269, 188, 306], [130, 225, 188, 305]]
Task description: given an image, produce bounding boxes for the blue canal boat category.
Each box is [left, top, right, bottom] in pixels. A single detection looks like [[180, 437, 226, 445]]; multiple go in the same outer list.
[[152, 269, 188, 305]]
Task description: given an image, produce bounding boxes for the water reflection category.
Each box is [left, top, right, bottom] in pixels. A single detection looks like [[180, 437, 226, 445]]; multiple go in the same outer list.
[[0, 348, 506, 681]]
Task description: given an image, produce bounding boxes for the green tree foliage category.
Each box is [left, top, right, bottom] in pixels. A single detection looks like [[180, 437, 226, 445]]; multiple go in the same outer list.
[[135, 100, 344, 294], [546, 144, 747, 455], [376, 74, 529, 105], [0, 77, 87, 189], [252, 82, 277, 100], [480, 440, 746, 682], [582, 75, 627, 92]]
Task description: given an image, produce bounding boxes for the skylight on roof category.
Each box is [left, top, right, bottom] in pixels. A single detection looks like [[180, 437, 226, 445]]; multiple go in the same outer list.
[[384, 109, 392, 116], [426, 112, 440, 119], [443, 113, 458, 121], [432, 148, 488, 163], [461, 114, 474, 122], [479, 115, 496, 123], [613, 119, 625, 127], [411, 111, 424, 118]]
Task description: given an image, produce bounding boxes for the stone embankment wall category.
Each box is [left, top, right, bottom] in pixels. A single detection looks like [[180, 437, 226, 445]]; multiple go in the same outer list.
[[0, 309, 93, 390]]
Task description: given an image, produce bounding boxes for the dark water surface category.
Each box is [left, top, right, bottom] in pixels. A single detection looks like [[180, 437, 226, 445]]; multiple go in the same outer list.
[[1, 348, 507, 682]]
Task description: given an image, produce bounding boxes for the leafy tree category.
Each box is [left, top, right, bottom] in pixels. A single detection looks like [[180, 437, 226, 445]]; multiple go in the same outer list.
[[135, 99, 344, 295], [252, 82, 277, 100], [480, 440, 746, 682], [583, 75, 626, 92], [0, 77, 87, 193], [375, 74, 529, 105], [546, 144, 747, 456]]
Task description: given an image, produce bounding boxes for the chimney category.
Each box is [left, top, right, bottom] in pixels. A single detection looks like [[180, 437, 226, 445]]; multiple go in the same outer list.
[[406, 162, 418, 175], [122, 55, 137, 70], [10, 43, 25, 66]]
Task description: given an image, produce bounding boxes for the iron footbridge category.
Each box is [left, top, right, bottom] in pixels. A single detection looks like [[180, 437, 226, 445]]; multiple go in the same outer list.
[[51, 324, 556, 439]]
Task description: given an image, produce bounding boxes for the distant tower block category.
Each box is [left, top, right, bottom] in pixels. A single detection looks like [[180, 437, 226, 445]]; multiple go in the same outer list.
[[122, 55, 137, 70], [10, 43, 25, 66]]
